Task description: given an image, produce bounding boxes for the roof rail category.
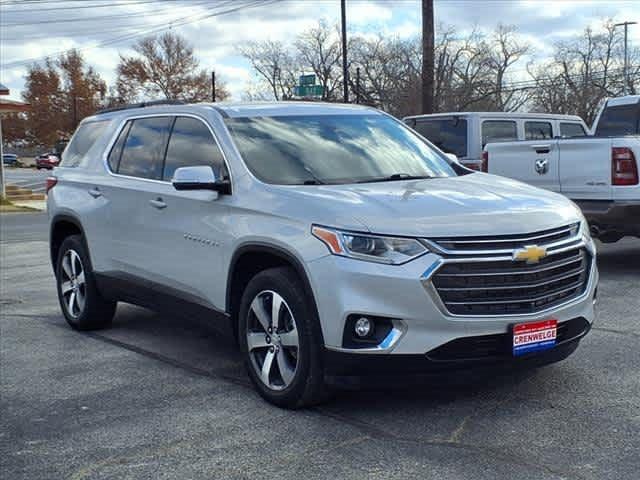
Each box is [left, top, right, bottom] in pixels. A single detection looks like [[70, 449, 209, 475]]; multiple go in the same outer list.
[[96, 99, 186, 115]]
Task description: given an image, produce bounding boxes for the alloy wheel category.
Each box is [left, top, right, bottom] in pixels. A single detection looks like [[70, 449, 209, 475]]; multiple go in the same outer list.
[[59, 249, 86, 318], [246, 290, 300, 391]]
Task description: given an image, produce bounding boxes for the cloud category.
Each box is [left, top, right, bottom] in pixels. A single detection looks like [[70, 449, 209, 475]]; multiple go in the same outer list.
[[0, 0, 638, 102]]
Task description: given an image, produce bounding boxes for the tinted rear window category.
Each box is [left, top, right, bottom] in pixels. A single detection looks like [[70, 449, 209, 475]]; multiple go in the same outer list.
[[413, 118, 468, 157], [594, 104, 640, 136], [481, 120, 517, 146], [107, 121, 131, 172], [525, 121, 552, 140], [60, 120, 108, 167], [560, 122, 586, 137], [117, 117, 172, 180]]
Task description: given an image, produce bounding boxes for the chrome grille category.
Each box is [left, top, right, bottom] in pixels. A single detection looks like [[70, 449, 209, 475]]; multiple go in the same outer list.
[[426, 225, 591, 316], [428, 223, 580, 254]]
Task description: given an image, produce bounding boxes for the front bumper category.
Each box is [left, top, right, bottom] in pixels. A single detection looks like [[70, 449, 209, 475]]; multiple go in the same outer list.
[[324, 317, 590, 376], [576, 199, 640, 238], [306, 237, 598, 358]]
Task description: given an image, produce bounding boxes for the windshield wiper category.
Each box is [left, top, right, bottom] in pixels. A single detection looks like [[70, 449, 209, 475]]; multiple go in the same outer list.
[[302, 179, 324, 185], [356, 173, 433, 183]]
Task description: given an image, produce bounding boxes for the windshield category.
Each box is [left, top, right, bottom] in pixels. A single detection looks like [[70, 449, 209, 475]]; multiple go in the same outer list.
[[225, 114, 458, 185]]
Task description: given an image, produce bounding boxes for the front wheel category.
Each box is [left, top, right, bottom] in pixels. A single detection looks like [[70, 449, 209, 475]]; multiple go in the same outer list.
[[239, 267, 329, 408], [55, 235, 116, 330]]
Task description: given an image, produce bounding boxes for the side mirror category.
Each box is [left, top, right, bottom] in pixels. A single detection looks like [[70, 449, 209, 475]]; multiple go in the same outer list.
[[172, 166, 230, 194], [444, 153, 459, 163]]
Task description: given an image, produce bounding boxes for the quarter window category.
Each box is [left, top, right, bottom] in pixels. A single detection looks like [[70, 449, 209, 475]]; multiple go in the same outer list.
[[525, 121, 553, 140], [163, 117, 227, 181], [481, 120, 517, 147], [117, 117, 172, 180], [560, 122, 586, 137], [61, 120, 109, 167]]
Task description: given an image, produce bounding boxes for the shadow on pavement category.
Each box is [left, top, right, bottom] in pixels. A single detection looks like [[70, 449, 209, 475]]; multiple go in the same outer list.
[[595, 238, 640, 275]]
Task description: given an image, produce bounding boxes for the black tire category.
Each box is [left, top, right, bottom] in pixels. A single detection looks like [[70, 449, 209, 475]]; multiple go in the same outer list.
[[239, 267, 329, 408], [55, 235, 116, 330]]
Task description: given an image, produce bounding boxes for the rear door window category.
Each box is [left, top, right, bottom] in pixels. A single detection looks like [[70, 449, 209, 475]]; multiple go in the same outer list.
[[413, 118, 468, 158], [107, 121, 132, 172], [61, 120, 109, 167], [524, 121, 553, 140], [481, 120, 517, 147], [117, 117, 173, 180], [560, 122, 586, 137], [163, 117, 228, 181]]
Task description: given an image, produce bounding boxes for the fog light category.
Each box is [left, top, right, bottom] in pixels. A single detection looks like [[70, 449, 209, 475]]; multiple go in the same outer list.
[[354, 317, 373, 338]]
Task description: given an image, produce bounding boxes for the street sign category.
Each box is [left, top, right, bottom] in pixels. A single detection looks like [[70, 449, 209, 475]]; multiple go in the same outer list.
[[299, 74, 316, 86], [293, 85, 325, 97]]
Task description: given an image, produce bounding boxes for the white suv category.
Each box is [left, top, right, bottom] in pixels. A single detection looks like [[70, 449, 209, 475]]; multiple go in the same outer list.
[[48, 101, 598, 408]]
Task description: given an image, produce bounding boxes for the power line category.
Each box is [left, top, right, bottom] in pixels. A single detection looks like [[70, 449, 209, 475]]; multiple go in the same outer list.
[[0, 0, 183, 13], [3, 0, 278, 69], [2, 0, 214, 26]]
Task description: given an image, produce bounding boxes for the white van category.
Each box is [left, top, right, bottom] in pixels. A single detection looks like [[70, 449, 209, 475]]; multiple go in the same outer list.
[[403, 112, 588, 171]]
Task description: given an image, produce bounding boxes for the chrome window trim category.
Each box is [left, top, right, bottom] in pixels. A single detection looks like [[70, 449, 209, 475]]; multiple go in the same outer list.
[[421, 239, 595, 319], [101, 112, 234, 188]]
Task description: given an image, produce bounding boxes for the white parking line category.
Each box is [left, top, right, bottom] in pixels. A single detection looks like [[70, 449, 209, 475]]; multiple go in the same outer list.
[[15, 182, 44, 189]]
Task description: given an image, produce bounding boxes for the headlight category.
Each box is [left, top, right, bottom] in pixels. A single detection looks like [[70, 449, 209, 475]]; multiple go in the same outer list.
[[312, 226, 428, 264]]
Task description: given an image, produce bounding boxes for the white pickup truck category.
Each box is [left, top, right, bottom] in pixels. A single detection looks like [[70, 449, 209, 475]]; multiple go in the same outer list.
[[484, 95, 640, 243]]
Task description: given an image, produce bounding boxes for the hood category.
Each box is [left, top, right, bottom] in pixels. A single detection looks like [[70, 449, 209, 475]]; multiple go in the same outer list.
[[274, 173, 582, 238]]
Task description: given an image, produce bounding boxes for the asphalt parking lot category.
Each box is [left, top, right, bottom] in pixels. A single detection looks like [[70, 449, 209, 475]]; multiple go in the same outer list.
[[1, 212, 639, 480], [3, 167, 51, 194]]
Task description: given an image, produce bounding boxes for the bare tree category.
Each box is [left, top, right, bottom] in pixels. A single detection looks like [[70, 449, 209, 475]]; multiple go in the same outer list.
[[530, 20, 635, 124], [238, 40, 297, 100], [295, 20, 343, 101], [116, 32, 229, 103], [486, 24, 531, 111]]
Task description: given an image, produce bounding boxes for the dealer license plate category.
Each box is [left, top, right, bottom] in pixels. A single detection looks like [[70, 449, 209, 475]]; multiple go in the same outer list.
[[512, 319, 557, 356]]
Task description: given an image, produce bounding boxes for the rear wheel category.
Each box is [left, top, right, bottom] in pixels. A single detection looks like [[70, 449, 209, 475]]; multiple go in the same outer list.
[[239, 267, 329, 408], [56, 235, 116, 330]]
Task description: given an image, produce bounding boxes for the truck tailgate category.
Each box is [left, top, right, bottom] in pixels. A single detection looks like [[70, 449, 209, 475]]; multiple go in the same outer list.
[[558, 138, 612, 200]]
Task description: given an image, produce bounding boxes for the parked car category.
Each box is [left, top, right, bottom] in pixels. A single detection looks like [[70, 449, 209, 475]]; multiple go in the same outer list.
[[36, 153, 60, 169], [2, 153, 18, 166], [403, 112, 588, 171], [48, 101, 598, 408], [484, 95, 640, 243]]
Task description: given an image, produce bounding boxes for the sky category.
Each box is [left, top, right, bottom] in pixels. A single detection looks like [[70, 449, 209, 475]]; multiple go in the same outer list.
[[1, 0, 639, 102]]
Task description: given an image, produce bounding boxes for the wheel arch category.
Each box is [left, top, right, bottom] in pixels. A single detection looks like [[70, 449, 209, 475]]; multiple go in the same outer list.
[[49, 214, 89, 271], [226, 243, 324, 346]]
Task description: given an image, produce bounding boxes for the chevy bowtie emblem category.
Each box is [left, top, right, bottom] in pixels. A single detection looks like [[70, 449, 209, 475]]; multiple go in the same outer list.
[[513, 245, 547, 264]]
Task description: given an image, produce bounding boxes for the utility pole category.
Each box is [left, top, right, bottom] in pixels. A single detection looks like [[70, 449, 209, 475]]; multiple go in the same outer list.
[[614, 21, 637, 95], [421, 0, 435, 114], [72, 92, 78, 129], [341, 0, 349, 103], [355, 67, 361, 104], [211, 71, 216, 102]]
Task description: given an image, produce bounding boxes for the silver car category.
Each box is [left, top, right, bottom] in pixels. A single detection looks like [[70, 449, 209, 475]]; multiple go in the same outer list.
[[48, 101, 597, 407]]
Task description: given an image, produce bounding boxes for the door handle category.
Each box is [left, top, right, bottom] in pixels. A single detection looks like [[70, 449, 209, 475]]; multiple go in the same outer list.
[[149, 198, 167, 209], [531, 144, 551, 154], [88, 188, 102, 198]]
